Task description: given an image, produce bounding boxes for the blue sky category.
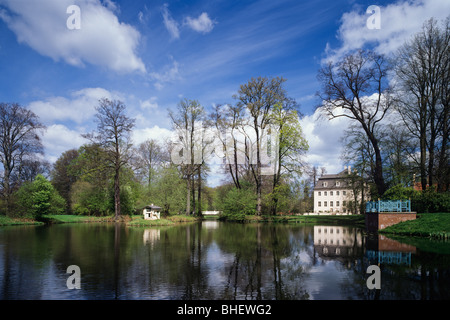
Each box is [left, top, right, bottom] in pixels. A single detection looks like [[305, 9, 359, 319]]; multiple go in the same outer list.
[[0, 0, 448, 186]]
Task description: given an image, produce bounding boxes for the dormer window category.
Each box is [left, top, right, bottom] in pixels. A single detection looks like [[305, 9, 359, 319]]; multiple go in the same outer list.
[[322, 182, 327, 187], [336, 181, 340, 187]]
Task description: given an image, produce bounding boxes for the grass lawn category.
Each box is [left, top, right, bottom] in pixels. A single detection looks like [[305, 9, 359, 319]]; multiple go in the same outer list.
[[127, 214, 200, 226], [43, 214, 115, 223], [1, 214, 203, 227], [380, 212, 450, 239], [0, 215, 43, 226], [231, 214, 366, 227]]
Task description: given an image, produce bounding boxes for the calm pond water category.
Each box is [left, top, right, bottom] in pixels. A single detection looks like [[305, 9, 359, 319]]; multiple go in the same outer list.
[[0, 220, 449, 300]]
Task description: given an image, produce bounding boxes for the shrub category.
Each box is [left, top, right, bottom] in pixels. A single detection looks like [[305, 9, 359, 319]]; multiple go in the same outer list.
[[412, 190, 450, 213], [218, 186, 256, 221], [70, 181, 111, 216], [382, 184, 420, 201], [382, 184, 450, 213], [15, 174, 66, 219]]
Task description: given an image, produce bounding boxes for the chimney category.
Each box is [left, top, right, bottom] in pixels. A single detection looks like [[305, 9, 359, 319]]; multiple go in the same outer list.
[[348, 166, 351, 174]]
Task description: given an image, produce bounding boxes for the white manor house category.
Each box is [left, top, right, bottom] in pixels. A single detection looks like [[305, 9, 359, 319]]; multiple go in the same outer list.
[[313, 166, 362, 214]]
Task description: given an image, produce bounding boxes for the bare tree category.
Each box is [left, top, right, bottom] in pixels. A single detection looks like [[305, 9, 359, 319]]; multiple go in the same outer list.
[[169, 99, 206, 216], [209, 103, 248, 189], [394, 17, 450, 192], [0, 103, 45, 215], [134, 139, 165, 188], [234, 76, 291, 215], [83, 98, 135, 220], [317, 50, 392, 197]]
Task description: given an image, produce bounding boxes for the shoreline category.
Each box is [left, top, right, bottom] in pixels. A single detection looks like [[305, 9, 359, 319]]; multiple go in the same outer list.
[[1, 213, 449, 240]]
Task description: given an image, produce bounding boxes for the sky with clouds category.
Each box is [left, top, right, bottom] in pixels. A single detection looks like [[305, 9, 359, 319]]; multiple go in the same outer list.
[[0, 0, 448, 187]]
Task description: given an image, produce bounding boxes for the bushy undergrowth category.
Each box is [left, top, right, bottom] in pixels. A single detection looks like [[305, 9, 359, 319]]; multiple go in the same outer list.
[[382, 184, 450, 213]]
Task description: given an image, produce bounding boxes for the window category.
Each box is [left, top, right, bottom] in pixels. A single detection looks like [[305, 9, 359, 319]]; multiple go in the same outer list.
[[336, 181, 340, 187], [318, 191, 321, 196], [330, 191, 333, 196], [343, 191, 347, 196], [318, 201, 321, 207], [324, 201, 327, 207], [336, 191, 340, 196], [324, 191, 327, 196], [330, 201, 333, 207], [343, 201, 346, 206], [336, 201, 340, 207]]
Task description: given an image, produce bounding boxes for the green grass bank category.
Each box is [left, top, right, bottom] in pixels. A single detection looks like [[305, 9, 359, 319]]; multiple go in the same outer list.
[[379, 212, 450, 239], [220, 213, 366, 227], [0, 215, 43, 226]]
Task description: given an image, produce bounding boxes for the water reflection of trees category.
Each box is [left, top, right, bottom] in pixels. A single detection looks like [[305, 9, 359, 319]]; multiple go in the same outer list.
[[1, 222, 449, 299], [214, 223, 311, 300]]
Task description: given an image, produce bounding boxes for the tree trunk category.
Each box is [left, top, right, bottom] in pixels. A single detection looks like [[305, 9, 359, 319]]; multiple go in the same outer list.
[[255, 124, 262, 216], [197, 165, 202, 217], [437, 105, 449, 192], [420, 124, 428, 191], [114, 167, 121, 220], [185, 174, 191, 215], [191, 173, 196, 216], [366, 129, 386, 197]]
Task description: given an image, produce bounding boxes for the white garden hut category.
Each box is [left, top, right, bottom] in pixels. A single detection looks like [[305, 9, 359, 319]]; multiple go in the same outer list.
[[143, 204, 162, 220]]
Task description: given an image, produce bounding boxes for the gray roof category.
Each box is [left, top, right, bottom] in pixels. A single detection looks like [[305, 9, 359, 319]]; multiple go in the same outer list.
[[144, 205, 162, 210], [314, 169, 351, 190]]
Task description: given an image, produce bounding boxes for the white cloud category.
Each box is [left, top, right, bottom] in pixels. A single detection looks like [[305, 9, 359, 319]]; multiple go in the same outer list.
[[161, 3, 180, 39], [140, 97, 159, 110], [300, 108, 352, 174], [325, 0, 450, 63], [0, 0, 145, 73], [28, 87, 119, 124], [161, 4, 215, 39], [184, 12, 215, 34], [101, 0, 119, 13], [132, 125, 173, 146], [149, 58, 182, 90], [41, 124, 88, 163]]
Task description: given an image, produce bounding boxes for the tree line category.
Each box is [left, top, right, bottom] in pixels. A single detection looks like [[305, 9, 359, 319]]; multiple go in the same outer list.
[[0, 76, 309, 219], [315, 17, 449, 212], [0, 17, 448, 219]]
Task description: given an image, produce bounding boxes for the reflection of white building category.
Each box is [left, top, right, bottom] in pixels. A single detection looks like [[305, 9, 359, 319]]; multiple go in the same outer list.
[[143, 228, 160, 246], [313, 226, 363, 258], [313, 167, 361, 214], [202, 220, 219, 230]]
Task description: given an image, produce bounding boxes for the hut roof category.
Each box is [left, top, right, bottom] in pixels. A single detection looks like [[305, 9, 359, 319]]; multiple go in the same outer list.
[[144, 204, 162, 210]]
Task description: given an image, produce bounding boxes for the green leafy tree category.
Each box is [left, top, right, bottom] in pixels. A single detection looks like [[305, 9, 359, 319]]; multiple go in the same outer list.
[[151, 165, 186, 215], [269, 102, 308, 214], [220, 183, 256, 221], [70, 180, 111, 216], [51, 149, 79, 213], [234, 76, 295, 215], [68, 144, 113, 216], [16, 174, 65, 219]]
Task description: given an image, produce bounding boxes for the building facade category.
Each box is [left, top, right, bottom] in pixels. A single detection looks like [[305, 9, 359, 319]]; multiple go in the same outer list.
[[313, 166, 361, 214]]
